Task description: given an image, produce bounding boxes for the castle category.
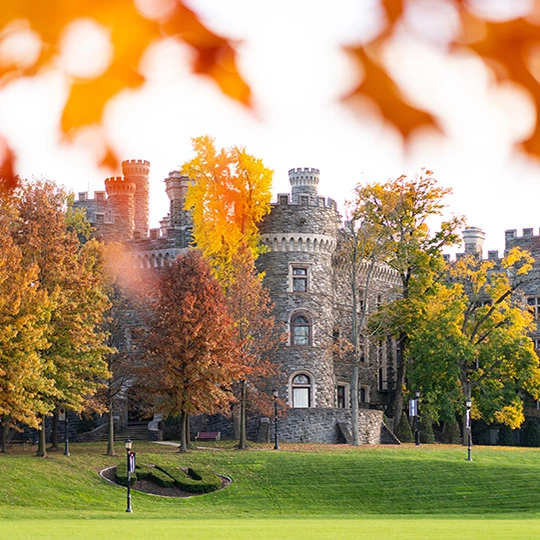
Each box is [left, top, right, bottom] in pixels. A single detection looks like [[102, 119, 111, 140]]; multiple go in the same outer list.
[[74, 160, 540, 444]]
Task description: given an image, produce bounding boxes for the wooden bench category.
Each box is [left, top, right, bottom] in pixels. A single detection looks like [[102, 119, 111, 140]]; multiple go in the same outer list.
[[195, 431, 221, 442]]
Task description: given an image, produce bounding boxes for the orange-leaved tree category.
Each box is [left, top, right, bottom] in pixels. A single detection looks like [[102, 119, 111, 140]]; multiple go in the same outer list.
[[141, 250, 240, 453], [226, 245, 284, 449], [181, 135, 273, 287], [12, 180, 112, 457]]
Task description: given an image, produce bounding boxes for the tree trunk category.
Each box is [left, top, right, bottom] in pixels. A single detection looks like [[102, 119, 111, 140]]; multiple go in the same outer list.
[[351, 362, 359, 446], [392, 334, 407, 433], [179, 411, 188, 453], [36, 416, 47, 458], [107, 400, 115, 456], [50, 409, 59, 450], [1, 417, 8, 453], [238, 380, 247, 450]]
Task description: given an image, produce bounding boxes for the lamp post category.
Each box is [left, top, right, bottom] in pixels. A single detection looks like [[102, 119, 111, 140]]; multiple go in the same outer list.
[[415, 390, 421, 446], [466, 399, 472, 462], [64, 410, 70, 456], [125, 439, 133, 513], [272, 389, 279, 450]]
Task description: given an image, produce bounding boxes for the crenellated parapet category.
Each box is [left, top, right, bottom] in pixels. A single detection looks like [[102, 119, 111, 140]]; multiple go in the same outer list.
[[122, 159, 150, 237], [261, 233, 336, 254]]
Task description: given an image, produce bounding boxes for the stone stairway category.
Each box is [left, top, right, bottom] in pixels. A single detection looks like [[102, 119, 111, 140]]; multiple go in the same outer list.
[[116, 422, 150, 441]]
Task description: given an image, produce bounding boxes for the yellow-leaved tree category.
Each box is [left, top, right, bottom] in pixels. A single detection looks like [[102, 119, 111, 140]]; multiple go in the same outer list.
[[181, 135, 273, 287]]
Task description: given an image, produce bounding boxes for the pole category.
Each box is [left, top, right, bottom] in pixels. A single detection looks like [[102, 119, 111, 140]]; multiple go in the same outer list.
[[64, 412, 70, 456], [273, 390, 279, 450], [466, 399, 472, 462], [126, 447, 132, 512]]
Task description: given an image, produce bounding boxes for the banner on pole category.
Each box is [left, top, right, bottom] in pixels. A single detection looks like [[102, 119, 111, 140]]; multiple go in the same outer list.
[[409, 399, 418, 417], [128, 451, 136, 473], [466, 409, 470, 429], [58, 407, 66, 422]]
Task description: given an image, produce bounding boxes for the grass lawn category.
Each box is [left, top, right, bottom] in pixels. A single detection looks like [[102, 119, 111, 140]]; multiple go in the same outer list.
[[1, 441, 540, 538]]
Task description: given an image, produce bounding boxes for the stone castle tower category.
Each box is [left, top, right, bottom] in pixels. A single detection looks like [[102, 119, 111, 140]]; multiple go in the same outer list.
[[75, 161, 398, 444]]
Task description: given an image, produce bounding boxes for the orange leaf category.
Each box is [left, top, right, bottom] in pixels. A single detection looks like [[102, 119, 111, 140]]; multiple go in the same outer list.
[[346, 46, 438, 138]]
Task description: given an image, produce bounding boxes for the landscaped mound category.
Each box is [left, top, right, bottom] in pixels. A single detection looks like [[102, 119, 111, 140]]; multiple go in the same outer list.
[[113, 461, 224, 496]]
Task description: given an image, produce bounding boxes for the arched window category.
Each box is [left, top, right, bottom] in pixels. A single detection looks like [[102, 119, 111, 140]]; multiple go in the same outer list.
[[291, 373, 312, 408], [290, 312, 312, 346]]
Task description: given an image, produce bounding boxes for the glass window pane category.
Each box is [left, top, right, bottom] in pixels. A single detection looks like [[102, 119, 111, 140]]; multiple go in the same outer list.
[[293, 374, 310, 385], [293, 387, 309, 408], [293, 277, 307, 291], [293, 268, 307, 275]]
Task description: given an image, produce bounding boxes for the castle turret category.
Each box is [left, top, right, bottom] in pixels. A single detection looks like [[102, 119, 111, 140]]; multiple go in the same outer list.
[[258, 167, 340, 409], [164, 171, 192, 248], [463, 227, 485, 256], [104, 176, 136, 241], [122, 159, 150, 238], [289, 167, 320, 203]]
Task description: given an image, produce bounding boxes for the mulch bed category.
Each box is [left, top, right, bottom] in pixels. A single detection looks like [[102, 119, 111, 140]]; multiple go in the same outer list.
[[100, 466, 231, 498]]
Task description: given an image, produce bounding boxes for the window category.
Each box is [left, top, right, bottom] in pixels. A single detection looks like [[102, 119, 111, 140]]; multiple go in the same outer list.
[[528, 297, 540, 319], [360, 386, 370, 403], [95, 213, 104, 224], [337, 383, 349, 408], [291, 266, 308, 292], [291, 373, 312, 407], [290, 313, 312, 345], [533, 338, 540, 350]]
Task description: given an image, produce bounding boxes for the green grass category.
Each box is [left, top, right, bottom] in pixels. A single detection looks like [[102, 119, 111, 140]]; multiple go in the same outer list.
[[1, 442, 540, 537]]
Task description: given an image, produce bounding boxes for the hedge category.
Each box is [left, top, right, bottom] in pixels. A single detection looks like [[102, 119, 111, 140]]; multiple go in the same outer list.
[[156, 465, 221, 493]]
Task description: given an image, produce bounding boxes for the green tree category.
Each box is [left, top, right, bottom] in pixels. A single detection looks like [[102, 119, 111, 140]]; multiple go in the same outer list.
[[141, 250, 239, 453], [355, 171, 464, 432], [408, 249, 540, 435], [181, 135, 273, 287]]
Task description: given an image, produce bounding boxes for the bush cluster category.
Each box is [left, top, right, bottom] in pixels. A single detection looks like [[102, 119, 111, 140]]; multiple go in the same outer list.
[[156, 465, 221, 493], [395, 412, 414, 443], [115, 462, 221, 493]]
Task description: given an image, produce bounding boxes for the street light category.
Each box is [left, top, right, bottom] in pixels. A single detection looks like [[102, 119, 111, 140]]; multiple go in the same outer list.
[[272, 389, 279, 450], [415, 390, 421, 446], [125, 439, 133, 513], [466, 399, 472, 462]]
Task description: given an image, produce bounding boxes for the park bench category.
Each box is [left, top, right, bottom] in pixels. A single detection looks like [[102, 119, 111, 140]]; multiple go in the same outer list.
[[195, 431, 221, 442]]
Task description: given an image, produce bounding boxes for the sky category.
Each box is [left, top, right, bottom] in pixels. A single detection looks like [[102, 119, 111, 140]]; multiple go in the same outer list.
[[0, 0, 539, 256]]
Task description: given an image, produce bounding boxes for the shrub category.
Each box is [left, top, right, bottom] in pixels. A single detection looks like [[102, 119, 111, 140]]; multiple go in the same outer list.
[[395, 412, 414, 443], [419, 417, 435, 444], [524, 420, 540, 447], [115, 461, 137, 486], [156, 465, 221, 493], [497, 425, 514, 446], [440, 421, 461, 444]]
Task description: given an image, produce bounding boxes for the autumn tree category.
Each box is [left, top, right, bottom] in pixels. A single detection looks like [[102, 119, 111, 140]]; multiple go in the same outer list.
[[12, 181, 112, 457], [407, 248, 540, 432], [181, 135, 273, 287], [0, 198, 53, 451], [225, 245, 282, 449], [332, 210, 390, 445], [141, 250, 239, 453], [355, 171, 464, 432]]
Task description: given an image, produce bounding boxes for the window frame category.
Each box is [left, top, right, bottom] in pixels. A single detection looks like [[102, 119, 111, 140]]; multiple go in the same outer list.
[[290, 311, 313, 346], [289, 263, 311, 293], [290, 372, 314, 408]]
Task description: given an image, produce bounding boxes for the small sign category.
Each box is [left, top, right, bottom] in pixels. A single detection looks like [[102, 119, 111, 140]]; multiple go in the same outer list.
[[409, 399, 418, 417], [128, 451, 136, 473], [58, 408, 66, 422], [466, 409, 471, 429]]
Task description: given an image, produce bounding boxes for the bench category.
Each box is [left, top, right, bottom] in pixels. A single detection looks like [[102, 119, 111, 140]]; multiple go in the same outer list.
[[195, 431, 221, 442]]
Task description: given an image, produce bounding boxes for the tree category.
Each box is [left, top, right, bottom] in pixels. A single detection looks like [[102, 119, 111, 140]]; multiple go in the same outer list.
[[181, 135, 273, 287], [407, 248, 540, 434], [225, 245, 282, 449], [332, 211, 390, 445], [0, 198, 53, 451], [141, 250, 239, 453], [12, 181, 112, 457], [355, 171, 464, 432]]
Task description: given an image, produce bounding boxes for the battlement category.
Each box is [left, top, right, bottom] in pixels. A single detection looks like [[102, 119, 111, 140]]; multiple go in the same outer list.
[[288, 167, 320, 186], [274, 193, 338, 211], [122, 159, 150, 177], [105, 176, 136, 195], [505, 228, 540, 241]]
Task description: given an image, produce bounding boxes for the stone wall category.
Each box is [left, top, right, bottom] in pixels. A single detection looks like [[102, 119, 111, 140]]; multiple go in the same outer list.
[[271, 407, 385, 444]]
